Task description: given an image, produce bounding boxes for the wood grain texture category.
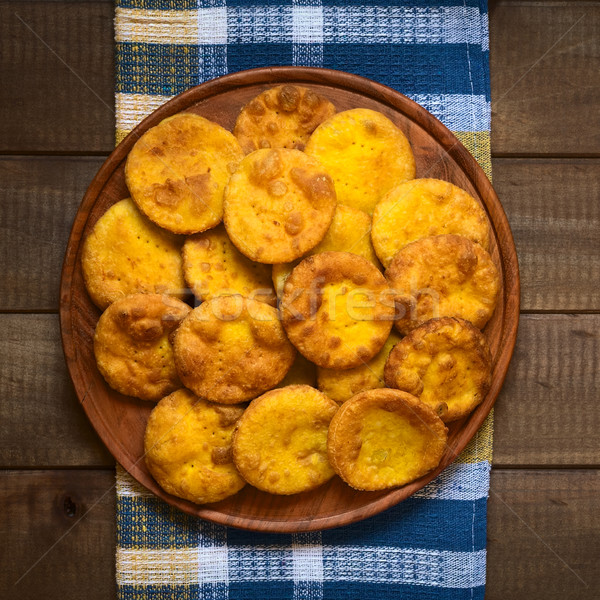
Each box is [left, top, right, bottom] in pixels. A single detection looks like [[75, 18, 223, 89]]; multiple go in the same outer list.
[[0, 1, 114, 153], [0, 314, 113, 468], [59, 68, 519, 531], [492, 158, 600, 311], [1, 313, 594, 469], [0, 157, 597, 313], [0, 157, 105, 311], [0, 469, 116, 600], [487, 469, 600, 600], [2, 469, 597, 600], [490, 1, 600, 156], [493, 314, 600, 466], [0, 1, 597, 156]]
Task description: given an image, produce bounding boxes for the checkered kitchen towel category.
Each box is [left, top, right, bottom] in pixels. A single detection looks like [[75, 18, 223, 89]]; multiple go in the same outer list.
[[115, 1, 493, 598]]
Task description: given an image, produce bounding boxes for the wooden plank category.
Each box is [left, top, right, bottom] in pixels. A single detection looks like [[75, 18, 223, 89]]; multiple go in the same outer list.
[[1, 313, 597, 468], [0, 314, 113, 468], [487, 469, 600, 599], [0, 1, 597, 156], [490, 1, 600, 155], [1, 158, 598, 313], [0, 157, 105, 311], [0, 1, 114, 153], [493, 314, 600, 466], [492, 158, 600, 311], [0, 469, 116, 600], [2, 469, 597, 599]]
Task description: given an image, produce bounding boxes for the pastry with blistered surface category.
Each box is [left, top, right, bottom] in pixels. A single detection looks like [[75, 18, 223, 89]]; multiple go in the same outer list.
[[125, 113, 244, 234], [384, 317, 492, 422], [371, 178, 490, 267], [81, 198, 185, 310], [272, 204, 379, 297], [386, 234, 500, 334], [234, 85, 336, 153], [144, 389, 246, 504], [94, 293, 191, 401], [174, 295, 296, 403], [317, 331, 401, 403], [224, 148, 337, 263], [327, 388, 448, 491], [232, 385, 338, 494], [305, 108, 415, 214], [183, 224, 276, 305], [280, 251, 394, 369]]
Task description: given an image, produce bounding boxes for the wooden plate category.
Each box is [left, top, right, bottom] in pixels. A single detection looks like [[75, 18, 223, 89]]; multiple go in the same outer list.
[[60, 67, 520, 532]]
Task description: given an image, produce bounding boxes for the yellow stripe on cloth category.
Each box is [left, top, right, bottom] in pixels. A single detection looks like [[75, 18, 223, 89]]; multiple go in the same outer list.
[[115, 8, 200, 44], [454, 131, 492, 180]]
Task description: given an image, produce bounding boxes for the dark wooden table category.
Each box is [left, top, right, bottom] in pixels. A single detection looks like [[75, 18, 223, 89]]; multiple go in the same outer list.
[[1, 1, 598, 598]]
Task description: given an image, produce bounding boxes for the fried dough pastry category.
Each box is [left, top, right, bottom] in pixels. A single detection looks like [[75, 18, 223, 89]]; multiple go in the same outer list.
[[317, 331, 401, 403], [234, 85, 336, 153], [272, 204, 379, 297], [232, 385, 338, 494], [173, 295, 295, 403], [327, 388, 448, 491], [125, 113, 244, 234], [81, 198, 185, 310], [280, 251, 394, 369], [276, 353, 317, 388], [183, 224, 276, 305], [386, 234, 500, 334], [384, 317, 492, 422], [371, 178, 491, 267], [94, 293, 191, 401], [144, 389, 246, 504], [223, 148, 337, 263], [304, 108, 415, 214]]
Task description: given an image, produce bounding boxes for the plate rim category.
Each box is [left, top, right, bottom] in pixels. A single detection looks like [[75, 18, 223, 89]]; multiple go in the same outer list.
[[60, 66, 520, 532]]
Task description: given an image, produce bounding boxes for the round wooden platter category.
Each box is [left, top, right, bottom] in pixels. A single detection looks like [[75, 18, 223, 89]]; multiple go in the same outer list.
[[60, 67, 520, 533]]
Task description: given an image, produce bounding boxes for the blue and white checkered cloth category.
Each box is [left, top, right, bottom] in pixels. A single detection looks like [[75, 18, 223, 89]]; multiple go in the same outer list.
[[115, 1, 493, 598]]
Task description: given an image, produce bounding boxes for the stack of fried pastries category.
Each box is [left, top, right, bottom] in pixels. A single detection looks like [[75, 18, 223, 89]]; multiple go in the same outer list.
[[82, 85, 500, 504]]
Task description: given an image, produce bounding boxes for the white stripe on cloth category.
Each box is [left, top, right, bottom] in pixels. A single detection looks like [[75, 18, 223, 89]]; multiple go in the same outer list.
[[117, 546, 484, 588], [115, 6, 485, 46], [292, 532, 324, 582], [198, 7, 228, 45], [116, 93, 174, 136], [408, 93, 490, 132], [293, 5, 324, 44], [321, 547, 486, 587]]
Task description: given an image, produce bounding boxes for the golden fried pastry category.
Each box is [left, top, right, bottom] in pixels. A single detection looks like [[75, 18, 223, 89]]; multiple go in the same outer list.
[[386, 234, 500, 334], [183, 224, 276, 305], [125, 113, 244, 234], [327, 388, 448, 491], [272, 204, 379, 297], [280, 251, 394, 369], [371, 178, 491, 267], [94, 293, 191, 401], [232, 385, 338, 494], [304, 108, 415, 214], [276, 353, 317, 388], [384, 317, 492, 422], [81, 198, 185, 310], [223, 148, 337, 263], [144, 389, 246, 504], [317, 331, 401, 403], [234, 85, 336, 153], [174, 295, 295, 403]]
